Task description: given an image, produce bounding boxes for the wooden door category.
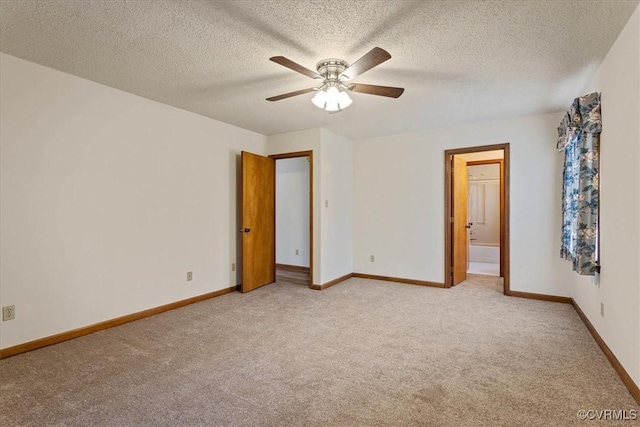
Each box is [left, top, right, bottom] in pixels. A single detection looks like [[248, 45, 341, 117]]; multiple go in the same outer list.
[[452, 155, 468, 285], [241, 151, 275, 293]]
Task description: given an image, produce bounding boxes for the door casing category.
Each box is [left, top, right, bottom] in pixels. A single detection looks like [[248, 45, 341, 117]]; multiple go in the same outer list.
[[444, 143, 510, 293]]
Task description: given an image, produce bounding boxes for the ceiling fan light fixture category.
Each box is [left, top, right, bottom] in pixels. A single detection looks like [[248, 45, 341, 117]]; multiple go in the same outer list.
[[337, 90, 353, 108], [325, 85, 340, 109], [325, 99, 340, 112], [312, 85, 352, 112], [311, 89, 327, 108]]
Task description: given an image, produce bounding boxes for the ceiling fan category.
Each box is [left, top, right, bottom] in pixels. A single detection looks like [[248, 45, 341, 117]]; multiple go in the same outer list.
[[266, 47, 404, 112]]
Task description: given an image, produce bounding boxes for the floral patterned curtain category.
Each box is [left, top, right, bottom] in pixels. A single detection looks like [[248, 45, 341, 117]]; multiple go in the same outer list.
[[557, 92, 601, 275]]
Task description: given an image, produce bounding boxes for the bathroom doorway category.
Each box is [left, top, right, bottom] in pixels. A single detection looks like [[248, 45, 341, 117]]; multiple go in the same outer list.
[[467, 159, 503, 277], [444, 143, 510, 294]]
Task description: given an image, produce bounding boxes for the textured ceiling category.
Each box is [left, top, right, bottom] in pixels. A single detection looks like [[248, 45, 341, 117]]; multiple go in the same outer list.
[[1, 0, 638, 140]]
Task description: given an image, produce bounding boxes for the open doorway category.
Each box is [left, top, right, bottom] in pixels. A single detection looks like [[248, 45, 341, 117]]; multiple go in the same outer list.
[[444, 143, 510, 294], [271, 151, 313, 288], [467, 159, 503, 276]]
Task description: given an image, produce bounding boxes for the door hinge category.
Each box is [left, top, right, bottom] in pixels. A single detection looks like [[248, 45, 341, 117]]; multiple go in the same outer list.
[[450, 217, 454, 223]]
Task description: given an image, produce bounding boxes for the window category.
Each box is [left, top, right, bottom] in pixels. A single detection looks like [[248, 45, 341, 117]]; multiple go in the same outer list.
[[557, 92, 601, 275]]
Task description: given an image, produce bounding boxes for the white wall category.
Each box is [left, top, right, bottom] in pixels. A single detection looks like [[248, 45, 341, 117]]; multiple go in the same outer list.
[[320, 128, 353, 283], [276, 157, 310, 267], [564, 5, 640, 386], [353, 112, 569, 296], [0, 54, 267, 349]]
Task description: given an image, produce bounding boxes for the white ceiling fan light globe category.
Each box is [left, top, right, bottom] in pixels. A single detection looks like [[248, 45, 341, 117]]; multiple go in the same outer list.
[[325, 86, 340, 103], [337, 90, 353, 109], [325, 99, 340, 112], [311, 90, 327, 109], [325, 86, 351, 111]]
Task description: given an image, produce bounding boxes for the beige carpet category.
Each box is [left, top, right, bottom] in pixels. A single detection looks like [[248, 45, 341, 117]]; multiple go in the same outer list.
[[1, 275, 637, 426]]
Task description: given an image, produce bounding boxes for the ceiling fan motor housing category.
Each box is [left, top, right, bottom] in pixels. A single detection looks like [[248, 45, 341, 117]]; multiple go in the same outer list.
[[316, 59, 349, 82]]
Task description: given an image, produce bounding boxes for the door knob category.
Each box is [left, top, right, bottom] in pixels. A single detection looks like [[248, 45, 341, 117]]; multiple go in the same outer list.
[[239, 228, 251, 233]]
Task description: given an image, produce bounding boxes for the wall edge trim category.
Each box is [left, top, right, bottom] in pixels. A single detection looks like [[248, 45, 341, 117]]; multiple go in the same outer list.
[[0, 285, 240, 359], [352, 273, 446, 288], [505, 290, 572, 304], [311, 273, 353, 290], [571, 299, 640, 404]]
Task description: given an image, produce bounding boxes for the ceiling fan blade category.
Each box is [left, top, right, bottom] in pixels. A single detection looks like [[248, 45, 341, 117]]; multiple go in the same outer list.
[[270, 56, 321, 79], [340, 47, 391, 80], [348, 83, 404, 98], [266, 87, 316, 102]]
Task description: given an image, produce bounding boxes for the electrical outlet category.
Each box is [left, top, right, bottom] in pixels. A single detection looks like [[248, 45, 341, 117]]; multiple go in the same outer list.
[[187, 271, 193, 281], [231, 263, 236, 272], [601, 303, 604, 317], [370, 255, 375, 262], [3, 305, 15, 321], [295, 249, 299, 255]]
